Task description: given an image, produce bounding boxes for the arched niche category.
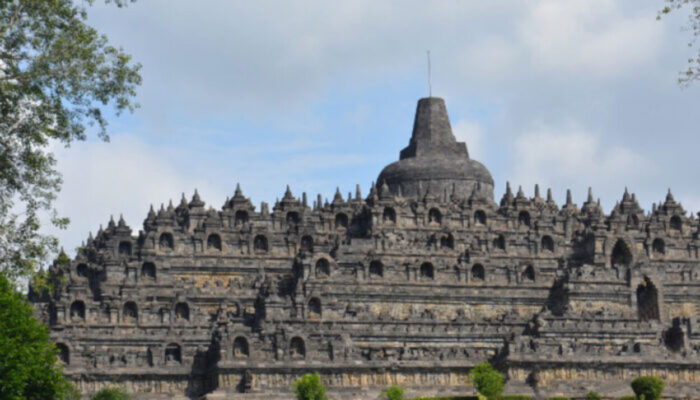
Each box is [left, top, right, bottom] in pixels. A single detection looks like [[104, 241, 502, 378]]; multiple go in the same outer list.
[[286, 211, 300, 227], [289, 337, 305, 359], [670, 215, 682, 232], [175, 302, 190, 321], [308, 298, 322, 319], [335, 213, 348, 229], [440, 234, 454, 249], [664, 318, 684, 352], [76, 263, 88, 278], [636, 276, 659, 321], [118, 241, 132, 256], [234, 210, 249, 227], [315, 258, 330, 278], [207, 234, 222, 251], [141, 262, 156, 280], [123, 301, 138, 323], [611, 239, 632, 266], [471, 264, 485, 282], [56, 343, 70, 365], [70, 300, 85, 321], [233, 336, 249, 358], [428, 208, 442, 225], [159, 233, 174, 250], [165, 343, 182, 364], [420, 262, 434, 280], [541, 235, 554, 253], [369, 260, 383, 278], [474, 210, 487, 226], [652, 238, 665, 257], [383, 207, 396, 224], [493, 235, 506, 251], [522, 265, 535, 282], [518, 211, 531, 227], [253, 235, 268, 253]]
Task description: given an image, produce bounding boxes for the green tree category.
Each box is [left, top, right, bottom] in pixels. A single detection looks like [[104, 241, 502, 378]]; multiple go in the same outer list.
[[380, 385, 404, 400], [585, 391, 602, 400], [91, 386, 133, 400], [630, 376, 665, 400], [0, 0, 141, 284], [658, 0, 700, 85], [0, 274, 74, 399], [292, 373, 328, 400], [470, 362, 505, 398]]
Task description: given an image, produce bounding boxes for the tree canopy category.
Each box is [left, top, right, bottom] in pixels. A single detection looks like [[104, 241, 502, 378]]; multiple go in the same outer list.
[[0, 274, 77, 399], [659, 0, 699, 85], [0, 0, 141, 283]]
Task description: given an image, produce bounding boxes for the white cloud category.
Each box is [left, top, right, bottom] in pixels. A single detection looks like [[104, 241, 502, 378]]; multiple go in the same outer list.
[[518, 0, 661, 77], [47, 136, 227, 254], [452, 120, 484, 160], [509, 125, 654, 208]]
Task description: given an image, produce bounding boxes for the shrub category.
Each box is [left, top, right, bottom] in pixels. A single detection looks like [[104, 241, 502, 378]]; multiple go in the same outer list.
[[381, 385, 404, 400], [92, 385, 133, 400], [491, 396, 531, 400], [630, 376, 664, 400], [586, 391, 602, 400], [546, 397, 569, 400], [618, 396, 636, 400], [470, 362, 505, 398], [293, 373, 328, 400]]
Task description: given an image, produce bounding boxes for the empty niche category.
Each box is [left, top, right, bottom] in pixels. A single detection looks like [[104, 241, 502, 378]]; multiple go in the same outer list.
[[118, 241, 132, 256], [76, 263, 88, 278], [518, 211, 531, 227], [253, 235, 268, 253], [286, 211, 300, 227], [664, 319, 684, 352], [159, 233, 174, 250], [165, 343, 182, 364], [522, 265, 535, 282], [474, 210, 487, 225], [233, 337, 249, 358], [652, 238, 665, 257], [420, 262, 434, 280], [670, 215, 682, 232], [440, 234, 454, 249], [636, 276, 659, 321], [335, 213, 348, 229], [315, 258, 330, 277], [123, 301, 138, 323], [471, 264, 485, 282], [207, 234, 222, 251], [70, 300, 85, 321], [289, 337, 305, 359], [428, 208, 442, 225], [383, 207, 396, 224], [611, 239, 632, 266], [175, 302, 190, 321], [541, 235, 554, 253], [369, 260, 383, 278], [234, 210, 249, 227], [308, 298, 322, 318], [493, 235, 506, 251], [56, 343, 69, 365], [141, 262, 156, 280], [300, 235, 314, 253]]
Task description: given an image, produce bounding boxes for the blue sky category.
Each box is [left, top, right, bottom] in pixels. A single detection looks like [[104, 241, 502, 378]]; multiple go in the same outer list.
[[49, 0, 699, 253]]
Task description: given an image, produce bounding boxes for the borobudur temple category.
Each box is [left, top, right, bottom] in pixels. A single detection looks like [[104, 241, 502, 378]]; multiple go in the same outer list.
[[30, 97, 700, 399]]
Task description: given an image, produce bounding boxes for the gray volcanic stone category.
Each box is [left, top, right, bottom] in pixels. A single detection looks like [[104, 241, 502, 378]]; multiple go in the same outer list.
[[30, 98, 700, 400]]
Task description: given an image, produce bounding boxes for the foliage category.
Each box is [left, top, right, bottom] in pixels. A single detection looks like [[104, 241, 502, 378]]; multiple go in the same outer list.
[[0, 274, 74, 399], [489, 396, 530, 400], [470, 362, 505, 398], [91, 386, 133, 400], [545, 397, 569, 400], [586, 391, 603, 400], [658, 0, 700, 85], [618, 396, 636, 400], [292, 373, 328, 400], [381, 385, 405, 400], [0, 0, 141, 284], [630, 376, 665, 400]]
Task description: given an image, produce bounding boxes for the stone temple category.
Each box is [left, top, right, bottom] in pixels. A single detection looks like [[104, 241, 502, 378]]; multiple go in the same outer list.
[[31, 98, 700, 399]]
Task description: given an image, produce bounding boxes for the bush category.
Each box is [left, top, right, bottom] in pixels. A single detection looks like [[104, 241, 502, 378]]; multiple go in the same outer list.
[[490, 396, 531, 400], [546, 397, 569, 400], [618, 396, 636, 400], [381, 385, 404, 400], [293, 373, 328, 400], [470, 362, 505, 398], [92, 386, 133, 400], [586, 391, 602, 400], [630, 376, 664, 400]]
